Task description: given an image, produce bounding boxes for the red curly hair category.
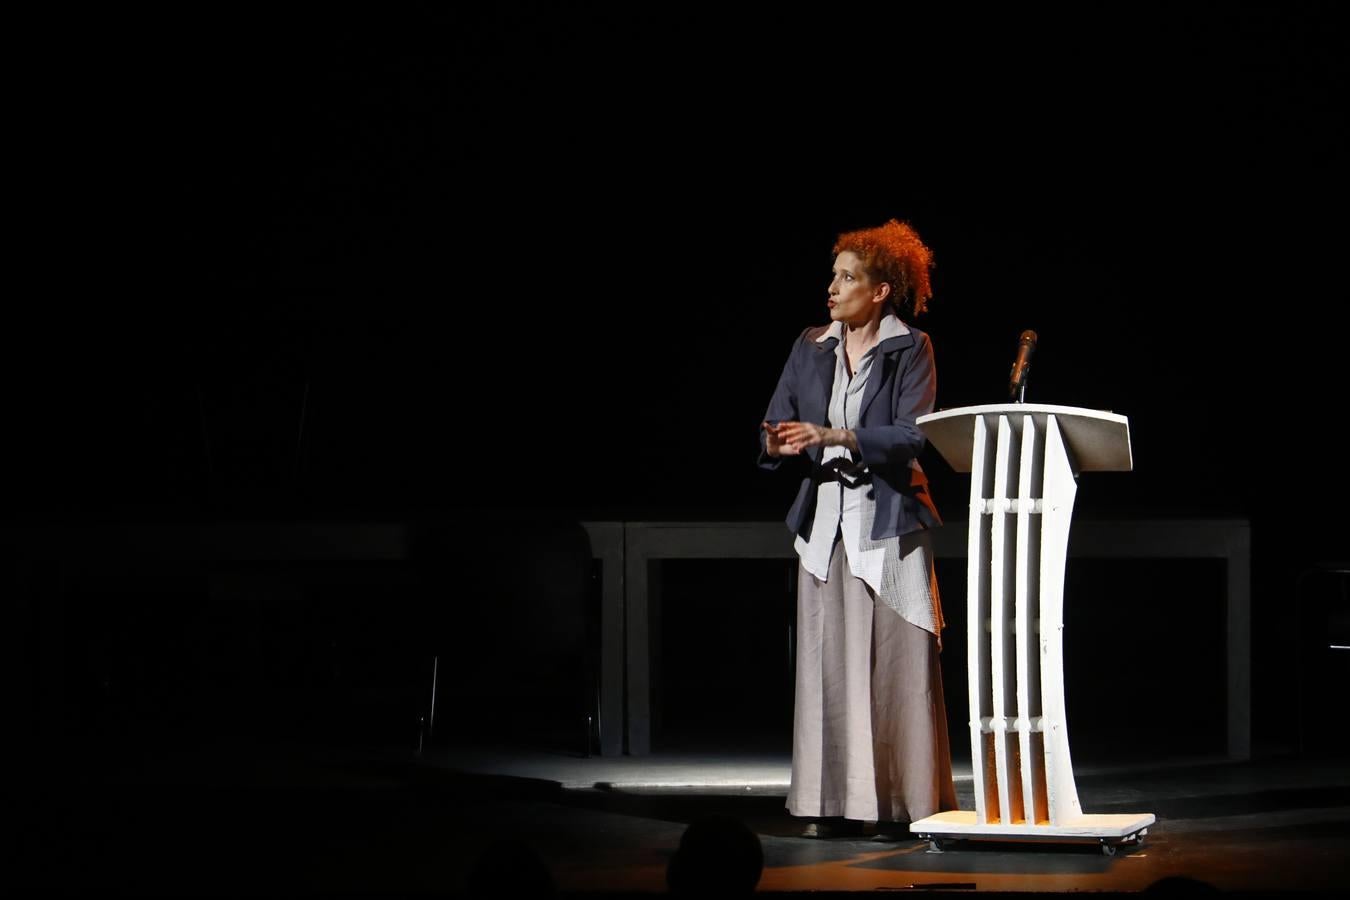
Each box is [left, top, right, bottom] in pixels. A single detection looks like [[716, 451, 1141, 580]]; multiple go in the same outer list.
[[832, 219, 935, 318]]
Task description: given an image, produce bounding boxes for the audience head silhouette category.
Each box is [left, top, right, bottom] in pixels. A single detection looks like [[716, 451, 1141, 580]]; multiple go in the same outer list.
[[666, 814, 764, 895]]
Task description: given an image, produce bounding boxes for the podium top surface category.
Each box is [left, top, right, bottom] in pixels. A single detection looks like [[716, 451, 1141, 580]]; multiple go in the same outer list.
[[917, 403, 1132, 473]]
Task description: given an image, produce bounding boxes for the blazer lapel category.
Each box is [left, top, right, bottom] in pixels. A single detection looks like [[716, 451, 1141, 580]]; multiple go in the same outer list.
[[807, 338, 837, 462], [808, 337, 836, 417], [858, 333, 914, 421]]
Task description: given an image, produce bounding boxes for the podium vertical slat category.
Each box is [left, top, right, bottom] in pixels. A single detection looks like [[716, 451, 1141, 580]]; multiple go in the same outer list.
[[1016, 415, 1049, 824], [1040, 415, 1082, 825], [966, 414, 997, 825], [989, 416, 1023, 823]]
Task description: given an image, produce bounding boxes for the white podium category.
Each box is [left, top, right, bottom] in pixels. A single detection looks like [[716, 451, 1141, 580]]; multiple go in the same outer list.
[[909, 404, 1154, 855]]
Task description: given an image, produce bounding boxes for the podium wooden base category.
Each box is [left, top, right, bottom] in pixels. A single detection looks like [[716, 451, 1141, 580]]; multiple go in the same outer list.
[[910, 810, 1154, 855]]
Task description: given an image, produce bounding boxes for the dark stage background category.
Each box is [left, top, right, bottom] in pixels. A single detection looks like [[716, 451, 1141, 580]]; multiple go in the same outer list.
[[6, 6, 1347, 763]]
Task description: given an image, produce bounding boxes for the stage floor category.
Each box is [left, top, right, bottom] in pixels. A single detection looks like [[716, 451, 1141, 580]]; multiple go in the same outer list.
[[13, 736, 1350, 896]]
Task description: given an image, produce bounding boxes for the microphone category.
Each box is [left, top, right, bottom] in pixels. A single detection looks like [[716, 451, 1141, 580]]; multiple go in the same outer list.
[[1008, 329, 1037, 401]]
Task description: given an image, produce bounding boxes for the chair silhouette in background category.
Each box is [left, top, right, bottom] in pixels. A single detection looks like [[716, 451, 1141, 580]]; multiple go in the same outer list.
[[1296, 561, 1350, 757], [408, 516, 596, 754]]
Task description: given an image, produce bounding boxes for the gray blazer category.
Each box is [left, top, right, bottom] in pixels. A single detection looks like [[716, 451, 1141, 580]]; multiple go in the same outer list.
[[758, 321, 943, 542]]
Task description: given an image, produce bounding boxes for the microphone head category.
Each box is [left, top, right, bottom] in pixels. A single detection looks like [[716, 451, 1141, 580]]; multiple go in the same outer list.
[[1009, 329, 1037, 400]]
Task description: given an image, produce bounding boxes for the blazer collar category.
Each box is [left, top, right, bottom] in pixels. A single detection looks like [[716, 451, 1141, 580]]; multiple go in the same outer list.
[[814, 311, 911, 350]]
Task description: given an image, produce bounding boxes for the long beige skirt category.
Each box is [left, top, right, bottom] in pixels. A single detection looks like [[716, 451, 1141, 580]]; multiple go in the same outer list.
[[786, 537, 958, 823]]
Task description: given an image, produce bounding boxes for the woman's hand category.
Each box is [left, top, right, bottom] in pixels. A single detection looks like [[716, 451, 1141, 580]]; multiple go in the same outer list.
[[761, 421, 794, 456], [765, 421, 855, 455], [777, 421, 830, 454]]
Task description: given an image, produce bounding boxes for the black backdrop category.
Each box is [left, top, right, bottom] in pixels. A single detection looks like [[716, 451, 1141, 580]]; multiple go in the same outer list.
[[7, 5, 1346, 756]]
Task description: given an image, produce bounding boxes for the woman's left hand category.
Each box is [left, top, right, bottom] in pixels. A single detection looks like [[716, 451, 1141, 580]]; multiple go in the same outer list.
[[776, 421, 832, 454]]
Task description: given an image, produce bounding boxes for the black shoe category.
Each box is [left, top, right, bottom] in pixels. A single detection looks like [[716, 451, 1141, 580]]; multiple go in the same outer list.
[[870, 821, 913, 842], [800, 818, 865, 839]]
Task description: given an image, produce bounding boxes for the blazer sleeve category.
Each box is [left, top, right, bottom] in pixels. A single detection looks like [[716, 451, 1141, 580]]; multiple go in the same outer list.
[[757, 328, 811, 470], [853, 331, 937, 468]]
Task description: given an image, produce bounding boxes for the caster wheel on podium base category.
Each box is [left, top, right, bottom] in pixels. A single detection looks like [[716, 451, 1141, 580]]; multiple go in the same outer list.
[[922, 837, 950, 853]]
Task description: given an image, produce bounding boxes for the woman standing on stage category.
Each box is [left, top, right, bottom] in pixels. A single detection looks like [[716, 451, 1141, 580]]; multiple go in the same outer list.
[[759, 218, 957, 839]]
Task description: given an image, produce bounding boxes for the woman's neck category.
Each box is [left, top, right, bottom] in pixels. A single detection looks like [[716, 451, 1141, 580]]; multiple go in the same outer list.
[[844, 310, 885, 353]]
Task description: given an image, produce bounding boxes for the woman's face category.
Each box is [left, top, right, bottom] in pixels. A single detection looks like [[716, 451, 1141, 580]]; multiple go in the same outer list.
[[827, 251, 889, 327]]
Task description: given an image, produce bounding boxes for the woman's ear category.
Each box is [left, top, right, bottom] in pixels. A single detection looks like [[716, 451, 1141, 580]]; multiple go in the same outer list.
[[873, 281, 892, 305]]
